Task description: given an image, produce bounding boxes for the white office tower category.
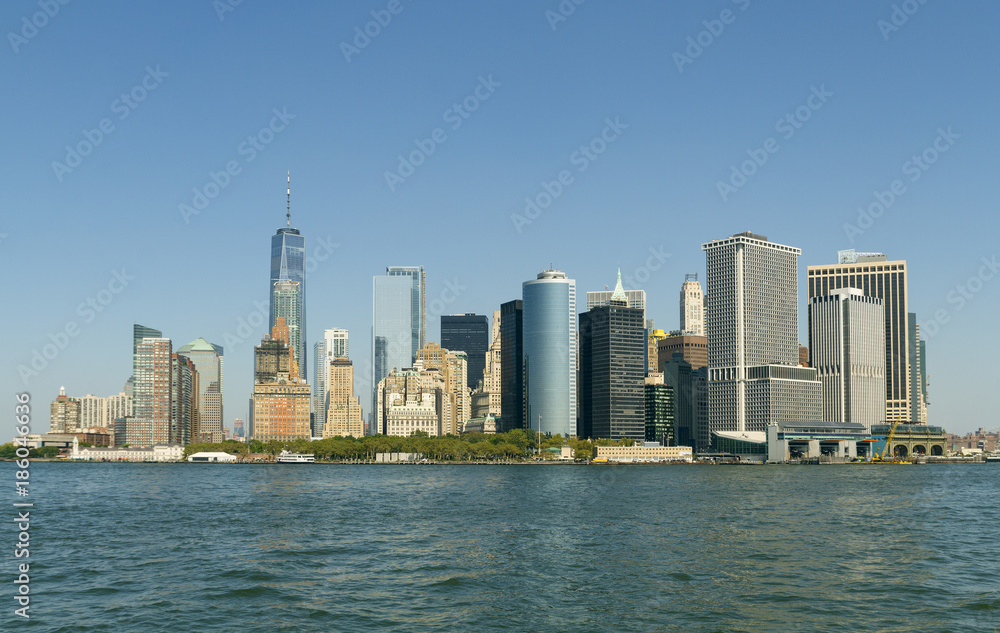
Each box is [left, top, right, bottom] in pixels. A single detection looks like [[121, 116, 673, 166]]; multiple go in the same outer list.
[[679, 273, 705, 336], [809, 288, 886, 431], [702, 231, 822, 438]]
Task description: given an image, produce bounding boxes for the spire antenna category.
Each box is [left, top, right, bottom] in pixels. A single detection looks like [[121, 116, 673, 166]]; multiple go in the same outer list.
[[286, 171, 291, 228]]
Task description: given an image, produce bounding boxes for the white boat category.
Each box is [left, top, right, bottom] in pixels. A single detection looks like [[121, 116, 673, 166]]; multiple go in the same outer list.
[[276, 450, 315, 464]]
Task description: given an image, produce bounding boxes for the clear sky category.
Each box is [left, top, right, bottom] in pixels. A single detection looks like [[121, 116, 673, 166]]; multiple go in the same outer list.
[[3, 0, 998, 436]]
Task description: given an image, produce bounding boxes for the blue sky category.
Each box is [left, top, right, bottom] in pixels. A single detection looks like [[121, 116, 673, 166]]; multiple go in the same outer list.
[[2, 0, 998, 436]]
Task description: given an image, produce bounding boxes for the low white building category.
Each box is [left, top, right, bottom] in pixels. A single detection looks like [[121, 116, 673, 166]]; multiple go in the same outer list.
[[595, 444, 693, 463], [70, 438, 183, 462], [187, 452, 238, 462]]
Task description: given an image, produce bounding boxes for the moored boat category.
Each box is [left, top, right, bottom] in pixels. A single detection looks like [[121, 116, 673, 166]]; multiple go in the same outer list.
[[276, 450, 315, 464]]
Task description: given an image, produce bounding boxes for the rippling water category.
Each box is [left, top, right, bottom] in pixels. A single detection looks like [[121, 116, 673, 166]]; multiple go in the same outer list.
[[14, 463, 1000, 631]]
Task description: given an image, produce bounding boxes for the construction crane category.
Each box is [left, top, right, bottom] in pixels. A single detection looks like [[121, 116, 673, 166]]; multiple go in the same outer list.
[[874, 417, 902, 462]]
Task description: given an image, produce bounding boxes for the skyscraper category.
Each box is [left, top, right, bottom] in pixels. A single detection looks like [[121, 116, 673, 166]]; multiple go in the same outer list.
[[644, 374, 675, 446], [176, 338, 224, 443], [122, 336, 175, 446], [579, 271, 645, 440], [440, 314, 489, 390], [522, 269, 577, 437], [702, 231, 822, 437], [323, 358, 364, 438], [372, 273, 414, 418], [314, 328, 350, 437], [386, 265, 426, 363], [809, 288, 886, 431], [269, 173, 307, 380], [908, 313, 928, 424], [679, 273, 706, 336], [252, 318, 311, 442], [807, 250, 910, 423], [127, 323, 162, 397], [499, 299, 523, 433], [586, 288, 646, 321]]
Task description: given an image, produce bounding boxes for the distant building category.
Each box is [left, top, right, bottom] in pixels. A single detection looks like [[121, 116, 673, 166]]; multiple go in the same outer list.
[[798, 345, 809, 367], [77, 389, 132, 431], [679, 273, 706, 336], [251, 318, 311, 442], [176, 337, 224, 443], [499, 299, 523, 432], [908, 313, 928, 424], [314, 327, 350, 436], [471, 310, 503, 419], [809, 288, 886, 431], [644, 374, 675, 446], [386, 265, 427, 362], [464, 415, 498, 434], [323, 358, 364, 438], [372, 272, 416, 424], [120, 336, 188, 447], [808, 251, 911, 425], [71, 437, 183, 462], [657, 333, 707, 371], [579, 270, 645, 440], [269, 176, 307, 380], [416, 342, 470, 435], [233, 417, 245, 439], [171, 353, 199, 445], [703, 231, 822, 439], [595, 444, 693, 463], [523, 269, 577, 437], [586, 288, 646, 322], [441, 314, 489, 391], [660, 354, 709, 451], [49, 386, 80, 433]]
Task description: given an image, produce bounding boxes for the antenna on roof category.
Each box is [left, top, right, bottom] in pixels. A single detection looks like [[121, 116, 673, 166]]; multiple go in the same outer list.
[[286, 171, 291, 228]]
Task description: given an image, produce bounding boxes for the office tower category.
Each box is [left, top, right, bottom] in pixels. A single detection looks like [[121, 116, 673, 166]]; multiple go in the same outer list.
[[323, 358, 364, 438], [679, 273, 706, 336], [78, 390, 132, 430], [644, 374, 675, 446], [440, 314, 489, 390], [252, 318, 311, 442], [656, 333, 708, 371], [177, 338, 224, 443], [661, 355, 710, 450], [416, 342, 470, 435], [127, 324, 162, 397], [122, 337, 175, 446], [799, 345, 810, 367], [809, 288, 886, 431], [373, 274, 415, 416], [233, 418, 245, 439], [313, 328, 349, 437], [272, 280, 302, 376], [579, 270, 645, 440], [472, 310, 503, 418], [269, 174, 307, 380], [499, 299, 523, 432], [171, 353, 199, 445], [808, 250, 910, 423], [522, 269, 577, 437], [586, 288, 646, 321], [702, 231, 822, 436], [386, 266, 426, 362], [908, 313, 928, 424], [49, 386, 80, 433]]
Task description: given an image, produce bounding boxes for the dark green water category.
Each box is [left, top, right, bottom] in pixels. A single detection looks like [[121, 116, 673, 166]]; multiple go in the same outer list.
[[10, 463, 1000, 631]]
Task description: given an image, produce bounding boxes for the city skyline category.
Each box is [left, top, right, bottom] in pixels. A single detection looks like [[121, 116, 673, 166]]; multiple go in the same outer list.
[[5, 2, 998, 437]]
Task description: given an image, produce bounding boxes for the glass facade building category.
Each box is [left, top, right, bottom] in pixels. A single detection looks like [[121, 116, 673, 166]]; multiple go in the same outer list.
[[441, 313, 489, 390], [522, 270, 577, 437], [176, 338, 224, 443], [372, 275, 414, 418], [386, 266, 425, 364], [270, 227, 306, 380], [499, 299, 523, 433], [579, 303, 646, 440]]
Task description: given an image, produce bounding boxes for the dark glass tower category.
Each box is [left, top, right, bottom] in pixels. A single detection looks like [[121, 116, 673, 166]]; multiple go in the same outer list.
[[269, 174, 306, 380], [499, 299, 523, 433], [441, 313, 489, 390]]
